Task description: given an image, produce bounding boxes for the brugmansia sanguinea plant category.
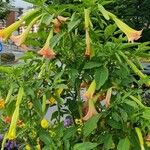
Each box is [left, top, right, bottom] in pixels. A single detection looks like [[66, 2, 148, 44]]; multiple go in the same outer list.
[[0, 1, 150, 150]]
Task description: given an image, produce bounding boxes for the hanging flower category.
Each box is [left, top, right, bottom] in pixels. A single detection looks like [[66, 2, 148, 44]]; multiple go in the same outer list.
[[84, 9, 92, 57], [108, 12, 142, 42], [83, 80, 96, 100], [84, 29, 92, 57], [0, 20, 24, 41], [38, 29, 56, 59], [7, 107, 19, 140], [0, 8, 40, 41], [104, 88, 112, 108], [10, 15, 41, 51], [83, 98, 98, 121], [52, 16, 68, 33]]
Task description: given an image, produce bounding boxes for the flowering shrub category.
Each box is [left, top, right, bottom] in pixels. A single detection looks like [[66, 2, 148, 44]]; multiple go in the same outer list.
[[0, 0, 150, 149]]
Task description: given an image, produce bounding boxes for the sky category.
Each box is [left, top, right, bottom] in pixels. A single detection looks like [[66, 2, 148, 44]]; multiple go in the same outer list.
[[12, 0, 32, 8]]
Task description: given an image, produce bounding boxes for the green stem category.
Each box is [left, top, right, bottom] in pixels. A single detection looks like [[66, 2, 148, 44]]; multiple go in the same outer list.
[[119, 51, 150, 86], [129, 95, 146, 109]]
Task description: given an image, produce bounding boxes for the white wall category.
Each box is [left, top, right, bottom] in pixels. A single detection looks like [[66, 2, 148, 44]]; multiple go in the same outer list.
[[12, 0, 32, 9]]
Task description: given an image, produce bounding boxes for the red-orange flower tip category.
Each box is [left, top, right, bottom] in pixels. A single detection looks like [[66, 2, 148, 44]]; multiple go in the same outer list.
[[83, 99, 98, 121], [127, 30, 142, 43], [38, 47, 56, 59]]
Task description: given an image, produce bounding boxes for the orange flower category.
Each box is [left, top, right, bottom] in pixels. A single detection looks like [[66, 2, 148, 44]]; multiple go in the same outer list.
[[83, 80, 96, 100], [52, 16, 68, 33], [0, 9, 40, 41], [83, 98, 98, 121], [108, 12, 142, 43], [10, 15, 41, 51], [38, 29, 56, 59], [38, 46, 55, 59], [3, 116, 12, 123], [0, 99, 5, 109]]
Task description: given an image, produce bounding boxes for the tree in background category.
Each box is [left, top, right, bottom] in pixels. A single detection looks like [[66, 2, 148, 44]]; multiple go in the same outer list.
[[0, 0, 11, 20], [108, 0, 150, 30]]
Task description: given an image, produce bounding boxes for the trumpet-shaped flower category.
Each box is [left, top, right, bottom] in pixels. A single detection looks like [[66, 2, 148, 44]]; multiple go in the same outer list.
[[83, 80, 96, 100], [104, 88, 112, 108], [84, 29, 92, 57], [10, 15, 41, 51], [83, 98, 98, 121], [52, 16, 68, 33], [7, 107, 19, 140], [108, 12, 142, 42], [38, 29, 56, 59], [84, 9, 91, 29], [0, 20, 23, 41], [0, 8, 40, 41]]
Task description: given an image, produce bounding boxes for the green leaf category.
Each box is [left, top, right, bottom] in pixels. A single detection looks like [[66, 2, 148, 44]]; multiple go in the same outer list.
[[104, 134, 113, 150], [63, 126, 76, 140], [117, 137, 130, 150], [73, 142, 98, 150], [84, 62, 101, 69], [95, 66, 108, 90], [124, 100, 138, 108], [68, 16, 81, 32], [98, 4, 110, 20], [39, 132, 53, 145], [104, 24, 117, 38], [83, 114, 100, 137], [142, 108, 150, 120], [42, 14, 54, 25], [50, 33, 65, 48], [108, 118, 122, 129]]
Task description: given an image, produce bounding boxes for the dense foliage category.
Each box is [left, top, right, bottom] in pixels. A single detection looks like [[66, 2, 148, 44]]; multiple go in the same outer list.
[[0, 0, 150, 149]]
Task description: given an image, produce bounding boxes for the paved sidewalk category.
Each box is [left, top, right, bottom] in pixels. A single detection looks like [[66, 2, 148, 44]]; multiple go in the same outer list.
[[1, 43, 24, 59]]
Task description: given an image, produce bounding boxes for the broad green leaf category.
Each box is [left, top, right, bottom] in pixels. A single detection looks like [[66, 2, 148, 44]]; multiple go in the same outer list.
[[73, 142, 98, 150], [68, 19, 81, 32], [50, 33, 65, 48], [98, 4, 110, 20], [39, 132, 53, 145], [124, 100, 138, 108], [104, 24, 117, 38], [104, 134, 113, 150], [95, 66, 109, 90], [63, 127, 77, 140], [83, 114, 100, 137], [42, 14, 54, 25], [84, 62, 101, 69], [108, 118, 122, 129], [117, 137, 130, 150], [142, 108, 150, 120]]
